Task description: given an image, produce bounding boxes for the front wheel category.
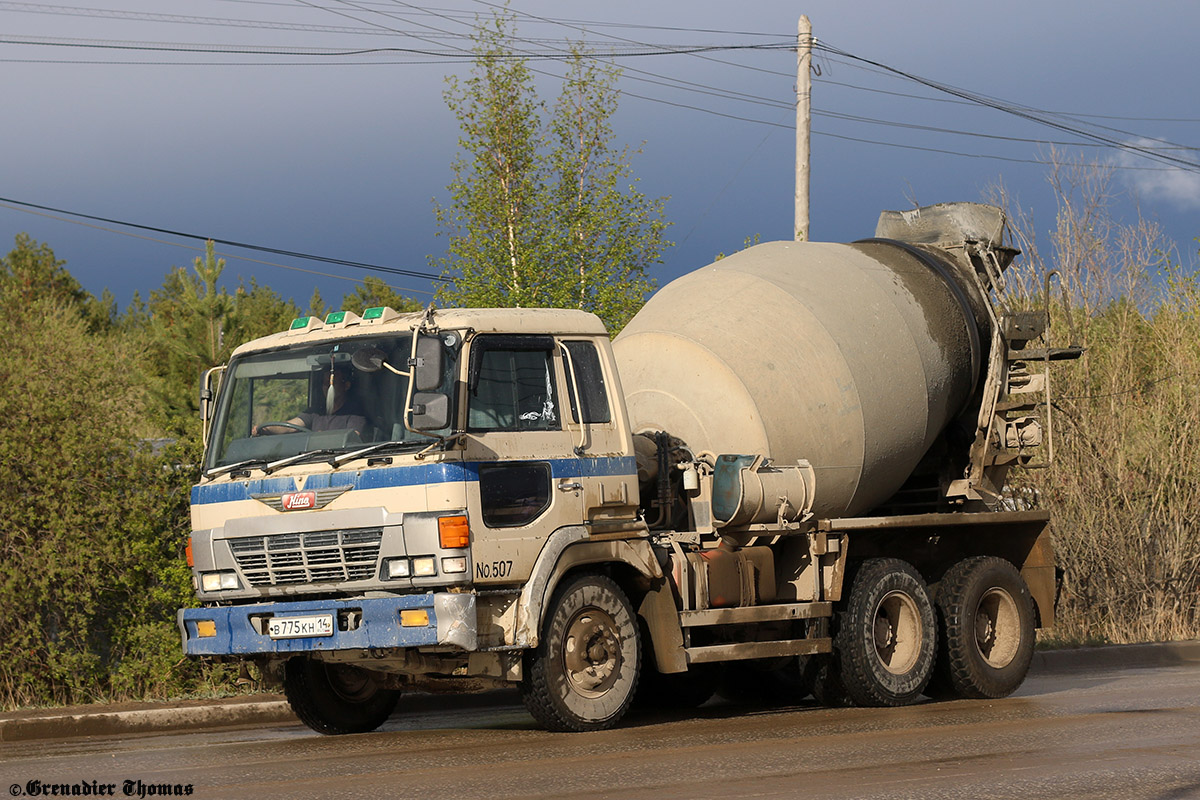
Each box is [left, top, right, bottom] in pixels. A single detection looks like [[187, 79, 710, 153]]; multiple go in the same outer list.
[[930, 556, 1036, 699], [521, 573, 641, 732], [835, 558, 937, 707], [283, 657, 400, 735]]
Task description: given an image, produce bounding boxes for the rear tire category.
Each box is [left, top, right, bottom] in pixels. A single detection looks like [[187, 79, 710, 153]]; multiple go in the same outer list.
[[521, 573, 641, 731], [809, 655, 854, 708], [283, 657, 400, 735], [930, 556, 1036, 699], [835, 558, 936, 707]]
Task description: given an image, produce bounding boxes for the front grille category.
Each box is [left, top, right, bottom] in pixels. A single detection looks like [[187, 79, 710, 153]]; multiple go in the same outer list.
[[228, 528, 383, 586]]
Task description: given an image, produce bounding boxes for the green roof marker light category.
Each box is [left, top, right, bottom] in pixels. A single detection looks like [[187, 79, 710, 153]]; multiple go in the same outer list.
[[285, 315, 325, 336], [361, 306, 401, 324]]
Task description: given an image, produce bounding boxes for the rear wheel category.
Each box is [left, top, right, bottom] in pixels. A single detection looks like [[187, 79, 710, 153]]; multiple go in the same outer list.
[[809, 655, 853, 708], [283, 657, 400, 735], [521, 573, 641, 731], [835, 558, 936, 707], [931, 556, 1036, 699]]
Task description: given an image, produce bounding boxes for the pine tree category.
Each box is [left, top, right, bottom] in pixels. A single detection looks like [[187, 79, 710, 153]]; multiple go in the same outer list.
[[340, 276, 422, 315]]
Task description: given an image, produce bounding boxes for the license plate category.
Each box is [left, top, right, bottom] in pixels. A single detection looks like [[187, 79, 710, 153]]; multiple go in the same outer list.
[[268, 614, 334, 639]]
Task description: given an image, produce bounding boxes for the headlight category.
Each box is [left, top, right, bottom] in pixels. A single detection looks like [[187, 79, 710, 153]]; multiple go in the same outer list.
[[385, 558, 411, 579], [412, 556, 437, 577], [200, 571, 240, 592], [441, 557, 467, 574]]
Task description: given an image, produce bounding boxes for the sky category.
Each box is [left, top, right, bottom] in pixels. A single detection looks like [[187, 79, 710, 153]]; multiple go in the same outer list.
[[2, 0, 1198, 314]]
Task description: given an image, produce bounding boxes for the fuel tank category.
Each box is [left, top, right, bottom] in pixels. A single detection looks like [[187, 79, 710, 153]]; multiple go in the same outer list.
[[612, 237, 992, 518]]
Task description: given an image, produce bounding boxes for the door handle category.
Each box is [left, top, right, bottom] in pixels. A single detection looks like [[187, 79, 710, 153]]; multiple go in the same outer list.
[[557, 481, 583, 492]]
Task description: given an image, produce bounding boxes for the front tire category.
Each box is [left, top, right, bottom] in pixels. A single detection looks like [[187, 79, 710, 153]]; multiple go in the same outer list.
[[521, 573, 641, 732], [930, 556, 1036, 699], [835, 558, 937, 707], [283, 657, 400, 735]]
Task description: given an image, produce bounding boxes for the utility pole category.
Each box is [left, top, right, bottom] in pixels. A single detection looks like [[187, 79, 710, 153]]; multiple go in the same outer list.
[[795, 14, 812, 241]]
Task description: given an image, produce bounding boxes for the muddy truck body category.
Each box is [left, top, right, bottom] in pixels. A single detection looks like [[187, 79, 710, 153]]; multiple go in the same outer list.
[[180, 203, 1079, 732]]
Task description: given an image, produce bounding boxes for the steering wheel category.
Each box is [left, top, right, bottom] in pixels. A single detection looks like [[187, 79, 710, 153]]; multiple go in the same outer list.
[[255, 421, 307, 436]]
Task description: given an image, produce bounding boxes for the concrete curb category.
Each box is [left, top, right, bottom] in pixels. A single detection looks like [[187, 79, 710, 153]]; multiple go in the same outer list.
[[3, 642, 1197, 743], [0, 689, 520, 744], [0, 699, 294, 743], [1031, 639, 1200, 673]]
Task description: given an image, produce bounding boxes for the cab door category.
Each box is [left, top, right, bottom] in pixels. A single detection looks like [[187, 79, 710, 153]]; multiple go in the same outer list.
[[461, 335, 583, 586], [559, 338, 639, 527]]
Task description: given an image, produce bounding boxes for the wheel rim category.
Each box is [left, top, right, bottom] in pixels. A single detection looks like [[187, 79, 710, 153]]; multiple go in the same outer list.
[[975, 587, 1021, 668], [872, 590, 922, 675], [562, 606, 623, 698]]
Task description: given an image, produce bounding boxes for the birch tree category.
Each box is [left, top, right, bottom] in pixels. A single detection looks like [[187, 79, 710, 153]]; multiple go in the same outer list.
[[435, 13, 669, 333]]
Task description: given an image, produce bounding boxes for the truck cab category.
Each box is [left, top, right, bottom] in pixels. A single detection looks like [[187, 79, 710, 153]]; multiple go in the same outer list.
[[182, 306, 652, 731]]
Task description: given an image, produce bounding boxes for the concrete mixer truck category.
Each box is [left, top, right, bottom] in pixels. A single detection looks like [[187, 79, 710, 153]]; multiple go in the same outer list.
[[179, 202, 1079, 732]]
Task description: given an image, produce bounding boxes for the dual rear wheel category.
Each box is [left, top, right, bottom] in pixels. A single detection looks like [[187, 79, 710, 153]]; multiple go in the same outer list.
[[930, 556, 1037, 699], [818, 555, 1036, 708]]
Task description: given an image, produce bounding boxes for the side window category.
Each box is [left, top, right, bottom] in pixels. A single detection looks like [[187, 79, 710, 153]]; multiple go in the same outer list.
[[479, 463, 551, 527], [563, 341, 612, 424], [468, 339, 560, 432]]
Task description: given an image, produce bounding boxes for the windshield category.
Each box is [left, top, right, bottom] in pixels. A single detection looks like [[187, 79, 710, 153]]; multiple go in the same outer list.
[[205, 333, 460, 471]]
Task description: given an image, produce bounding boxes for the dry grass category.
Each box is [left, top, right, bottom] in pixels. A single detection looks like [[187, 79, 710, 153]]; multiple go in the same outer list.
[[992, 155, 1200, 644]]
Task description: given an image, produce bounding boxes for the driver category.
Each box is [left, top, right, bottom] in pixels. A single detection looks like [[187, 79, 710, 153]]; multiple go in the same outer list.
[[254, 366, 368, 436]]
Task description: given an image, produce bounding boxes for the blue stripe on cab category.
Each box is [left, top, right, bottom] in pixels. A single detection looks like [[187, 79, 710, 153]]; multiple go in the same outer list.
[[191, 456, 637, 505]]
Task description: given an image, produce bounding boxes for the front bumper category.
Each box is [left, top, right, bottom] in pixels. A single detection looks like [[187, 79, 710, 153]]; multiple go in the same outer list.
[[178, 592, 477, 656]]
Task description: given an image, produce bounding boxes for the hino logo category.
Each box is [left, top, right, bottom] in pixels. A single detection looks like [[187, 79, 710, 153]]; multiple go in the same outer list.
[[251, 485, 351, 511], [281, 491, 316, 511]]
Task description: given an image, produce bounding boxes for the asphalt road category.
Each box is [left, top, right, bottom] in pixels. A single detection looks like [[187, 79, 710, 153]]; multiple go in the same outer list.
[[3, 662, 1198, 800]]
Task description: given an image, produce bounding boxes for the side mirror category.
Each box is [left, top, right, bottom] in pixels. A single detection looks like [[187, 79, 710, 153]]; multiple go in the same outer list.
[[410, 392, 450, 430], [413, 336, 443, 392]]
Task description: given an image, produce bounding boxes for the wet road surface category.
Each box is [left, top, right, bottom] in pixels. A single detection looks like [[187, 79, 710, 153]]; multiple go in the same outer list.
[[3, 663, 1198, 800]]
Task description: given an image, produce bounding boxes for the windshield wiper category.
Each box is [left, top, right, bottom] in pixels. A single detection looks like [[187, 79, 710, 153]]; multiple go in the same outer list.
[[262, 449, 342, 475], [330, 440, 423, 467], [205, 459, 270, 479]]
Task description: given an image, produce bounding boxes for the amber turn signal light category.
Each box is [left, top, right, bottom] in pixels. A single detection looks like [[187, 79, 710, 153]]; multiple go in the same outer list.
[[186, 537, 194, 567], [438, 515, 470, 549]]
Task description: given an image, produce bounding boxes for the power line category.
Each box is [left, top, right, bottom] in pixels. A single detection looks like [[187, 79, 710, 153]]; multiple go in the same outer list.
[[814, 108, 1199, 151], [816, 74, 1200, 126], [465, 0, 796, 79], [0, 200, 434, 296], [6, 23, 1193, 173], [814, 42, 1200, 172], [0, 33, 792, 60], [139, 0, 791, 38], [0, 194, 448, 283], [0, 1, 408, 36], [818, 56, 1200, 152]]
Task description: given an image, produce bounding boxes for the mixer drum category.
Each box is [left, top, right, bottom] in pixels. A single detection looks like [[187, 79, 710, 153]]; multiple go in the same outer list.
[[612, 239, 990, 518]]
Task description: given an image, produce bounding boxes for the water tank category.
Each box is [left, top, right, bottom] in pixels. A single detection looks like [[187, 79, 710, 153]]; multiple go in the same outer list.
[[612, 238, 991, 518]]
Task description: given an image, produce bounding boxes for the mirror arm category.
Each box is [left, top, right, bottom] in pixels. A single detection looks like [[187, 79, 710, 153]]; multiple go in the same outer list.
[[200, 365, 226, 451], [402, 322, 446, 447]]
